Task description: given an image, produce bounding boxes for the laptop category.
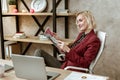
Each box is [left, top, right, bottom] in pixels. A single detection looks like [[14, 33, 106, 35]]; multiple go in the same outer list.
[[11, 54, 60, 80]]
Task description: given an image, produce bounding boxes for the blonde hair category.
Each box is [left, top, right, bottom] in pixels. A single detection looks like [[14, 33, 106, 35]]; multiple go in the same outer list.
[[76, 11, 96, 30]]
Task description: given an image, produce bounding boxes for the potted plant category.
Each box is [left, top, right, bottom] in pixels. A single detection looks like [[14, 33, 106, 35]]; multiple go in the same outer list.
[[8, 0, 16, 13]]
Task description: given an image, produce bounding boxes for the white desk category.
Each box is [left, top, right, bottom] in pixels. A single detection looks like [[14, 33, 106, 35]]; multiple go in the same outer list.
[[0, 59, 109, 80]]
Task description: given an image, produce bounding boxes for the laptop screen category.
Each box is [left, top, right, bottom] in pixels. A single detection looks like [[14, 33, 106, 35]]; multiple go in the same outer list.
[[11, 54, 60, 80]]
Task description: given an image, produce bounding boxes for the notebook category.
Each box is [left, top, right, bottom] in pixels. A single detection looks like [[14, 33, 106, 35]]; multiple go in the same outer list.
[[11, 54, 60, 80], [4, 64, 14, 72], [44, 27, 59, 47]]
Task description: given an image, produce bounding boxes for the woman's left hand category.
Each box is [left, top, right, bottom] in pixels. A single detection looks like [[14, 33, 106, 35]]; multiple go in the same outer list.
[[57, 40, 70, 53]]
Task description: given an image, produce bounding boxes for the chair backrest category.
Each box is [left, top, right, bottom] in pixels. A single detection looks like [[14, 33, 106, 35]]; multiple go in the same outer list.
[[89, 31, 106, 73]]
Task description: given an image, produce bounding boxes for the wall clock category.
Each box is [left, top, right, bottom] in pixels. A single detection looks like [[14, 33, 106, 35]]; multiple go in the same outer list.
[[31, 0, 47, 12]]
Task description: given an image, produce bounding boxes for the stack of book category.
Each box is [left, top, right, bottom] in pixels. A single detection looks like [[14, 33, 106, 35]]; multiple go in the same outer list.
[[13, 32, 26, 39]]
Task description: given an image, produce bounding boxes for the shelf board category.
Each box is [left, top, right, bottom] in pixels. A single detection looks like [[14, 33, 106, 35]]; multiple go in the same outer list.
[[2, 12, 76, 16], [4, 36, 73, 45], [2, 12, 52, 16]]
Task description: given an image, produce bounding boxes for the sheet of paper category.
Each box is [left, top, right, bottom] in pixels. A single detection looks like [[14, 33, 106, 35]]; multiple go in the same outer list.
[[64, 72, 108, 80]]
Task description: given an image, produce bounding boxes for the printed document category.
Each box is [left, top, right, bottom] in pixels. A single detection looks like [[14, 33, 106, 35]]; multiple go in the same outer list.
[[64, 72, 108, 80]]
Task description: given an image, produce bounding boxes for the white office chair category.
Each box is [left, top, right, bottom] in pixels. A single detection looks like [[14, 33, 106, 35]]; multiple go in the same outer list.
[[64, 31, 106, 74]]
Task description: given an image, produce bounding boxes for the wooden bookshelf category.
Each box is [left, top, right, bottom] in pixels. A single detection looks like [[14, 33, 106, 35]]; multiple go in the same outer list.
[[0, 0, 73, 59]]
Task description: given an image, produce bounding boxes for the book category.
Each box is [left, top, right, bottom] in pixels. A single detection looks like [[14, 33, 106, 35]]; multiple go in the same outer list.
[[44, 27, 66, 60], [44, 27, 58, 47], [13, 32, 26, 39]]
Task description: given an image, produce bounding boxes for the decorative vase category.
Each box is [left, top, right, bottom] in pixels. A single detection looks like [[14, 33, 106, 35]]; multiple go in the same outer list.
[[9, 5, 16, 13], [2, 0, 8, 13]]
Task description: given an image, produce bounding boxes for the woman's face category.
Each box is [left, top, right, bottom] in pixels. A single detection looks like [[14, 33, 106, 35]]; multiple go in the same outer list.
[[76, 14, 88, 32]]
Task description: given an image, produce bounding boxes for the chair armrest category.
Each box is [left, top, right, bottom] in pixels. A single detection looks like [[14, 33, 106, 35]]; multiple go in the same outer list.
[[64, 66, 89, 72], [58, 54, 65, 61]]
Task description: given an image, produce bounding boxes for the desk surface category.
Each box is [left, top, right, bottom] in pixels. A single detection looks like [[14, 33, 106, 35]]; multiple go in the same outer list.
[[0, 59, 109, 80]]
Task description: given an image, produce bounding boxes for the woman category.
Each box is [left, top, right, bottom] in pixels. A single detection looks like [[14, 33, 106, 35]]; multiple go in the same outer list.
[[34, 11, 101, 71]]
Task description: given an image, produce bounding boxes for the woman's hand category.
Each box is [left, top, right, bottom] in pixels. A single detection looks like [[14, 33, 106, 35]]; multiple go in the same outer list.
[[57, 40, 70, 53]]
